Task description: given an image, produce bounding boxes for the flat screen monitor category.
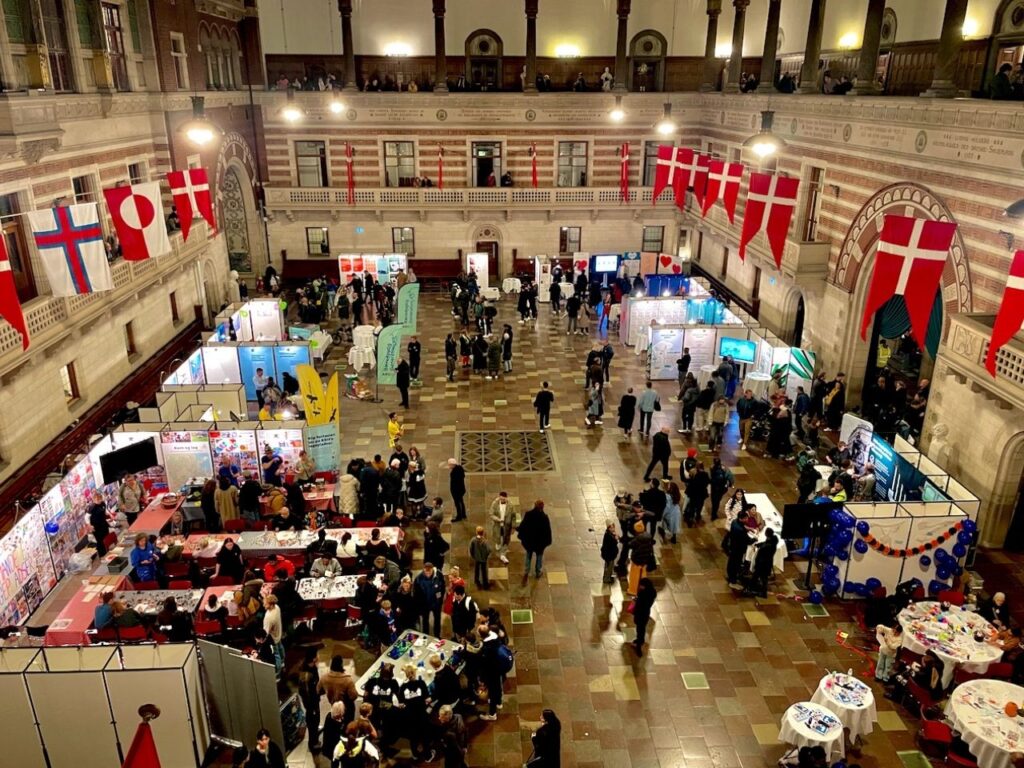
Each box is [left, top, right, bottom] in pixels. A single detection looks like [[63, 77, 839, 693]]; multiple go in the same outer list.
[[593, 254, 619, 273], [99, 438, 158, 481], [719, 336, 757, 364]]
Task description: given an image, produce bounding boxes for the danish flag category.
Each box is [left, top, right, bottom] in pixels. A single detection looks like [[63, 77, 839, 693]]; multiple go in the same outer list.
[[692, 153, 712, 207], [345, 143, 355, 205], [859, 215, 957, 348], [986, 250, 1024, 376], [0, 236, 28, 350], [739, 172, 800, 268], [652, 145, 691, 208], [103, 182, 170, 261], [166, 168, 215, 241], [529, 143, 538, 189], [702, 160, 744, 221], [619, 142, 630, 202], [437, 144, 444, 190]]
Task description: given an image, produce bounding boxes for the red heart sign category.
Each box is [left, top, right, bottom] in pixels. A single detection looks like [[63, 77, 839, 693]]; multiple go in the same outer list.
[[660, 255, 673, 267], [672, 264, 682, 274]]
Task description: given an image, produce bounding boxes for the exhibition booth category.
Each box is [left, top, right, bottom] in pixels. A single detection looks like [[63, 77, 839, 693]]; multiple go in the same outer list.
[[338, 253, 408, 287], [162, 340, 313, 402]]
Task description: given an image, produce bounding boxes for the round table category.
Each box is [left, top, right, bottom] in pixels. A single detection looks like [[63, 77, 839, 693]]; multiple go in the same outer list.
[[810, 672, 877, 744], [742, 371, 773, 400], [502, 277, 522, 294], [480, 286, 500, 302], [778, 701, 846, 762], [945, 679, 1024, 768], [347, 346, 376, 370], [898, 601, 1001, 688], [352, 324, 376, 348], [697, 364, 718, 389]]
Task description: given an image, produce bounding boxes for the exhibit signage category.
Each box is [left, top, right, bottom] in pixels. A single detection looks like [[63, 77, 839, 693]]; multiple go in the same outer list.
[[397, 283, 420, 335]]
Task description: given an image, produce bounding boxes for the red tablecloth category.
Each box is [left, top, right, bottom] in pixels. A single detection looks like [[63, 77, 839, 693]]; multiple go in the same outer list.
[[44, 575, 128, 646], [129, 493, 185, 534], [197, 584, 239, 616]]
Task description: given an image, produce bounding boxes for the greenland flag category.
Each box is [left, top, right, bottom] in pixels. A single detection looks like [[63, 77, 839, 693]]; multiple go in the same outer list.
[[103, 182, 171, 261]]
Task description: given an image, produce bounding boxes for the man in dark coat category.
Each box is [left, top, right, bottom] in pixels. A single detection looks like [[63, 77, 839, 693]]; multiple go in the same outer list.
[[745, 527, 778, 598], [518, 501, 552, 579], [447, 459, 467, 521], [407, 337, 422, 381], [643, 426, 672, 482], [413, 562, 446, 636], [396, 358, 411, 408], [638, 478, 667, 535], [726, 511, 752, 587]]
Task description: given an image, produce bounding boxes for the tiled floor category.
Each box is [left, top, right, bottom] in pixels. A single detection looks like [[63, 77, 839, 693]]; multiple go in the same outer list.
[[323, 292, 1009, 768]]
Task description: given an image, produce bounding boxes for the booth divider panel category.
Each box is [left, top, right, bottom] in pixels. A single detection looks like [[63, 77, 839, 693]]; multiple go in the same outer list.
[[0, 665, 46, 768], [26, 670, 121, 768]]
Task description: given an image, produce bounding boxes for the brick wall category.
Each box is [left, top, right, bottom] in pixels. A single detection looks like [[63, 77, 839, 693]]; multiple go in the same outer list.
[[148, 0, 205, 92]]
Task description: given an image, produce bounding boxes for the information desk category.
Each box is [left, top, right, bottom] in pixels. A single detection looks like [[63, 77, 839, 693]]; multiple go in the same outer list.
[[129, 493, 185, 534], [733, 492, 788, 572], [113, 589, 204, 616], [237, 526, 402, 557], [356, 629, 463, 696], [45, 575, 129, 646]]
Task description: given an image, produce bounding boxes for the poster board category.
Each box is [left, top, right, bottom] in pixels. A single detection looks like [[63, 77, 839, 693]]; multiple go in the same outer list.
[[338, 254, 365, 285], [467, 252, 490, 289], [0, 506, 57, 626], [273, 344, 312, 387], [870, 433, 926, 502], [166, 349, 206, 386], [305, 423, 341, 475], [648, 326, 685, 380], [257, 425, 304, 473], [238, 344, 276, 400], [684, 327, 718, 371], [53, 458, 96, 575], [209, 429, 260, 479], [785, 348, 816, 400], [620, 251, 641, 278], [376, 324, 405, 386], [202, 345, 241, 385], [397, 282, 420, 334], [839, 413, 875, 473], [160, 428, 214, 491], [248, 299, 284, 341], [534, 256, 551, 302]]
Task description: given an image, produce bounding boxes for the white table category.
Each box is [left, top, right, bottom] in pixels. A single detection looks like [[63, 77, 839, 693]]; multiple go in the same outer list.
[[742, 371, 773, 400], [480, 286, 500, 302], [734, 492, 789, 572], [810, 673, 877, 744], [297, 573, 384, 601], [945, 679, 1024, 768], [309, 331, 332, 361], [778, 701, 846, 762], [352, 325, 377, 348], [697, 364, 717, 389], [898, 601, 1001, 688], [502, 277, 522, 294], [237, 526, 402, 556], [355, 628, 463, 695], [559, 283, 575, 299], [348, 346, 376, 370]]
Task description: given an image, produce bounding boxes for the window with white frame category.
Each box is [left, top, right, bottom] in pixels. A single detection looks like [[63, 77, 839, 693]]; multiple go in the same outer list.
[[557, 141, 588, 187], [642, 141, 663, 186], [295, 141, 328, 188], [305, 227, 330, 256], [642, 226, 664, 253], [72, 174, 96, 203], [803, 166, 825, 242], [392, 227, 415, 255], [383, 141, 416, 187], [127, 161, 146, 184], [170, 32, 189, 89]]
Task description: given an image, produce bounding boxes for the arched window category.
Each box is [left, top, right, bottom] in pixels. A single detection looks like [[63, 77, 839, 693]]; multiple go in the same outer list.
[[629, 30, 667, 92], [464, 29, 503, 91]]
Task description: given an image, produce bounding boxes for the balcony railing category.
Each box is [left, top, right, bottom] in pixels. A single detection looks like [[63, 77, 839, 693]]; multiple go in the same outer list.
[[942, 314, 1024, 411], [0, 222, 214, 372]]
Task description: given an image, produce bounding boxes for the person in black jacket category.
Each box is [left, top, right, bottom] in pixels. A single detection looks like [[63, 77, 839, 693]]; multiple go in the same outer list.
[[423, 522, 450, 571], [631, 577, 657, 656], [444, 333, 457, 381], [638, 479, 667, 535], [396, 358, 411, 408], [600, 522, 619, 584], [643, 427, 672, 482], [450, 584, 478, 639], [683, 462, 710, 526], [725, 512, 752, 586], [528, 709, 562, 767], [88, 490, 110, 556], [744, 528, 778, 598], [238, 476, 262, 522], [248, 728, 285, 768], [447, 459, 467, 521], [380, 460, 403, 513], [429, 653, 462, 709], [518, 501, 553, 579], [407, 337, 422, 381], [534, 381, 555, 432]]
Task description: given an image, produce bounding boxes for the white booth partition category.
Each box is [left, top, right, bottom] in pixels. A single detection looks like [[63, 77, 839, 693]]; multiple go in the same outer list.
[[246, 299, 286, 341], [202, 344, 242, 385], [645, 324, 755, 380], [192, 384, 247, 422], [0, 649, 46, 768]]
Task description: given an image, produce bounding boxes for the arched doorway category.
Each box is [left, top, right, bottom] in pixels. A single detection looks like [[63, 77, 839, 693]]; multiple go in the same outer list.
[[465, 29, 502, 91], [984, 0, 1024, 93], [221, 164, 251, 274], [629, 30, 667, 92], [793, 295, 805, 347], [214, 132, 267, 276]]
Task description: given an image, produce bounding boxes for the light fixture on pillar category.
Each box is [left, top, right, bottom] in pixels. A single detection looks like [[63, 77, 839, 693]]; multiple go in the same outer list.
[[383, 42, 412, 57], [655, 103, 676, 136], [328, 95, 345, 115], [180, 96, 222, 147], [715, 42, 732, 58], [742, 109, 787, 158], [962, 18, 979, 37], [1005, 199, 1024, 219], [838, 32, 858, 50], [555, 43, 581, 58], [609, 95, 625, 123], [279, 90, 305, 123]]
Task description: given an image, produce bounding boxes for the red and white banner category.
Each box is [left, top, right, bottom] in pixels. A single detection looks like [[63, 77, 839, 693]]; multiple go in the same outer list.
[[986, 250, 1024, 376], [345, 143, 355, 205], [166, 168, 214, 241], [0, 235, 28, 350], [530, 143, 538, 189], [692, 153, 712, 208], [103, 182, 170, 261], [437, 144, 444, 190], [859, 215, 957, 348], [701, 160, 744, 222], [619, 142, 630, 203], [27, 204, 113, 296], [738, 172, 799, 268], [652, 145, 692, 208]]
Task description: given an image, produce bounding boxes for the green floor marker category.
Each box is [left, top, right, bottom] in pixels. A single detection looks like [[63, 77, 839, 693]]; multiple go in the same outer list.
[[681, 672, 709, 690], [511, 609, 534, 625], [803, 604, 830, 618], [897, 751, 932, 768]]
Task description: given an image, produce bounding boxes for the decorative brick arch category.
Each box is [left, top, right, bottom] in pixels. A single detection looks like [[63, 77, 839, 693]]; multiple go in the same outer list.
[[835, 182, 972, 320]]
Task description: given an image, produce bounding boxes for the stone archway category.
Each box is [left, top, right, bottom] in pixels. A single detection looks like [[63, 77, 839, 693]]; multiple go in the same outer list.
[[214, 132, 266, 275], [833, 182, 972, 398], [467, 222, 505, 278], [629, 29, 667, 92]]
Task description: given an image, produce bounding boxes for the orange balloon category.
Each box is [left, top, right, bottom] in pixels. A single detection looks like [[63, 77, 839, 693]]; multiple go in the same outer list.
[[1005, 702, 1018, 717]]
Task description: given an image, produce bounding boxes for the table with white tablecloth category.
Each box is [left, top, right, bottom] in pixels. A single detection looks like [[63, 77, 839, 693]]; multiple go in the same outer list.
[[352, 325, 377, 348], [348, 346, 376, 370], [114, 589, 205, 616], [898, 601, 1001, 688], [480, 286, 500, 302], [559, 283, 575, 299], [309, 330, 332, 361], [237, 526, 402, 557], [356, 629, 464, 696], [810, 673, 877, 744], [946, 679, 1024, 768], [815, 465, 832, 492], [502, 277, 522, 294], [733, 492, 789, 572], [742, 371, 773, 400], [297, 573, 383, 601], [697, 364, 717, 389], [778, 701, 846, 762]]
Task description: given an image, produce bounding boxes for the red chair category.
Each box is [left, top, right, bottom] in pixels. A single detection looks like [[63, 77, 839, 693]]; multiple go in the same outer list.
[[946, 751, 979, 767], [911, 585, 926, 601], [168, 579, 192, 590], [320, 598, 347, 616], [937, 590, 965, 606], [209, 576, 236, 587], [103, 533, 118, 550], [194, 619, 224, 638], [226, 615, 246, 630], [899, 648, 924, 667], [953, 667, 986, 685], [987, 662, 1014, 679], [250, 520, 270, 531], [117, 626, 149, 643], [164, 562, 191, 578], [356, 521, 377, 528], [918, 720, 953, 756], [905, 678, 937, 717], [133, 580, 160, 591], [197, 557, 217, 570], [93, 627, 118, 643], [150, 630, 169, 644], [345, 604, 362, 623], [224, 519, 247, 533]]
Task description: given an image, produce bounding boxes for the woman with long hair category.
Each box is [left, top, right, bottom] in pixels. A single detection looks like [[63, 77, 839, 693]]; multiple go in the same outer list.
[[529, 709, 562, 767], [632, 577, 657, 657]]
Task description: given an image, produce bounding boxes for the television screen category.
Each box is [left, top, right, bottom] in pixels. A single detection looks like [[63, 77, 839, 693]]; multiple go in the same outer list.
[[593, 254, 619, 273], [99, 439, 158, 482], [719, 336, 757, 364]]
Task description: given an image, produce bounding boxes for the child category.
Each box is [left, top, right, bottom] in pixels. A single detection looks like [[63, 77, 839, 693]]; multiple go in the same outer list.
[[875, 623, 903, 682], [600, 521, 619, 584], [469, 526, 492, 589]]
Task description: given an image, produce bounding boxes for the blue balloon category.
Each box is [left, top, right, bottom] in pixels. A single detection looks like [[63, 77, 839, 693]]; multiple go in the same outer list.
[[957, 531, 972, 545], [962, 519, 977, 534], [865, 577, 882, 591], [935, 549, 950, 562], [824, 564, 840, 578], [844, 581, 857, 593], [937, 567, 952, 580], [44, 521, 59, 535], [854, 540, 869, 554], [823, 545, 836, 559], [954, 565, 964, 576], [839, 513, 856, 530], [836, 549, 850, 561], [929, 580, 948, 594], [920, 555, 932, 567], [809, 590, 823, 604], [952, 544, 967, 558], [837, 529, 854, 547], [909, 578, 924, 590], [829, 509, 845, 524], [856, 520, 871, 536], [855, 583, 870, 596], [822, 581, 839, 596]]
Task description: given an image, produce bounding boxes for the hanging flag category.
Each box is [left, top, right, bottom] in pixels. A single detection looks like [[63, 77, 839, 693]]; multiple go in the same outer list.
[[986, 250, 1024, 376], [345, 143, 355, 205], [701, 160, 744, 222], [0, 236, 28, 350], [103, 182, 170, 261], [122, 721, 162, 768], [859, 214, 957, 348], [166, 168, 215, 241], [27, 204, 113, 296], [652, 145, 689, 207], [529, 143, 538, 189], [692, 154, 712, 207], [619, 142, 630, 203], [437, 144, 444, 190], [738, 172, 799, 268]]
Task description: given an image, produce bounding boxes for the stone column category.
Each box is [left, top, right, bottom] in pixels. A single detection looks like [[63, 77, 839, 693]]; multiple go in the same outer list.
[[761, 0, 782, 89], [339, 0, 357, 92], [700, 0, 722, 92], [853, 0, 886, 94], [797, 0, 827, 93], [924, 0, 969, 98], [524, 0, 538, 93], [726, 0, 750, 89], [613, 0, 630, 92], [432, 0, 447, 92]]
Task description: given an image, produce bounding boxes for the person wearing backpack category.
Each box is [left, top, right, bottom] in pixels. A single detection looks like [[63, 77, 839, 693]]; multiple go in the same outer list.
[[477, 617, 506, 721]]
